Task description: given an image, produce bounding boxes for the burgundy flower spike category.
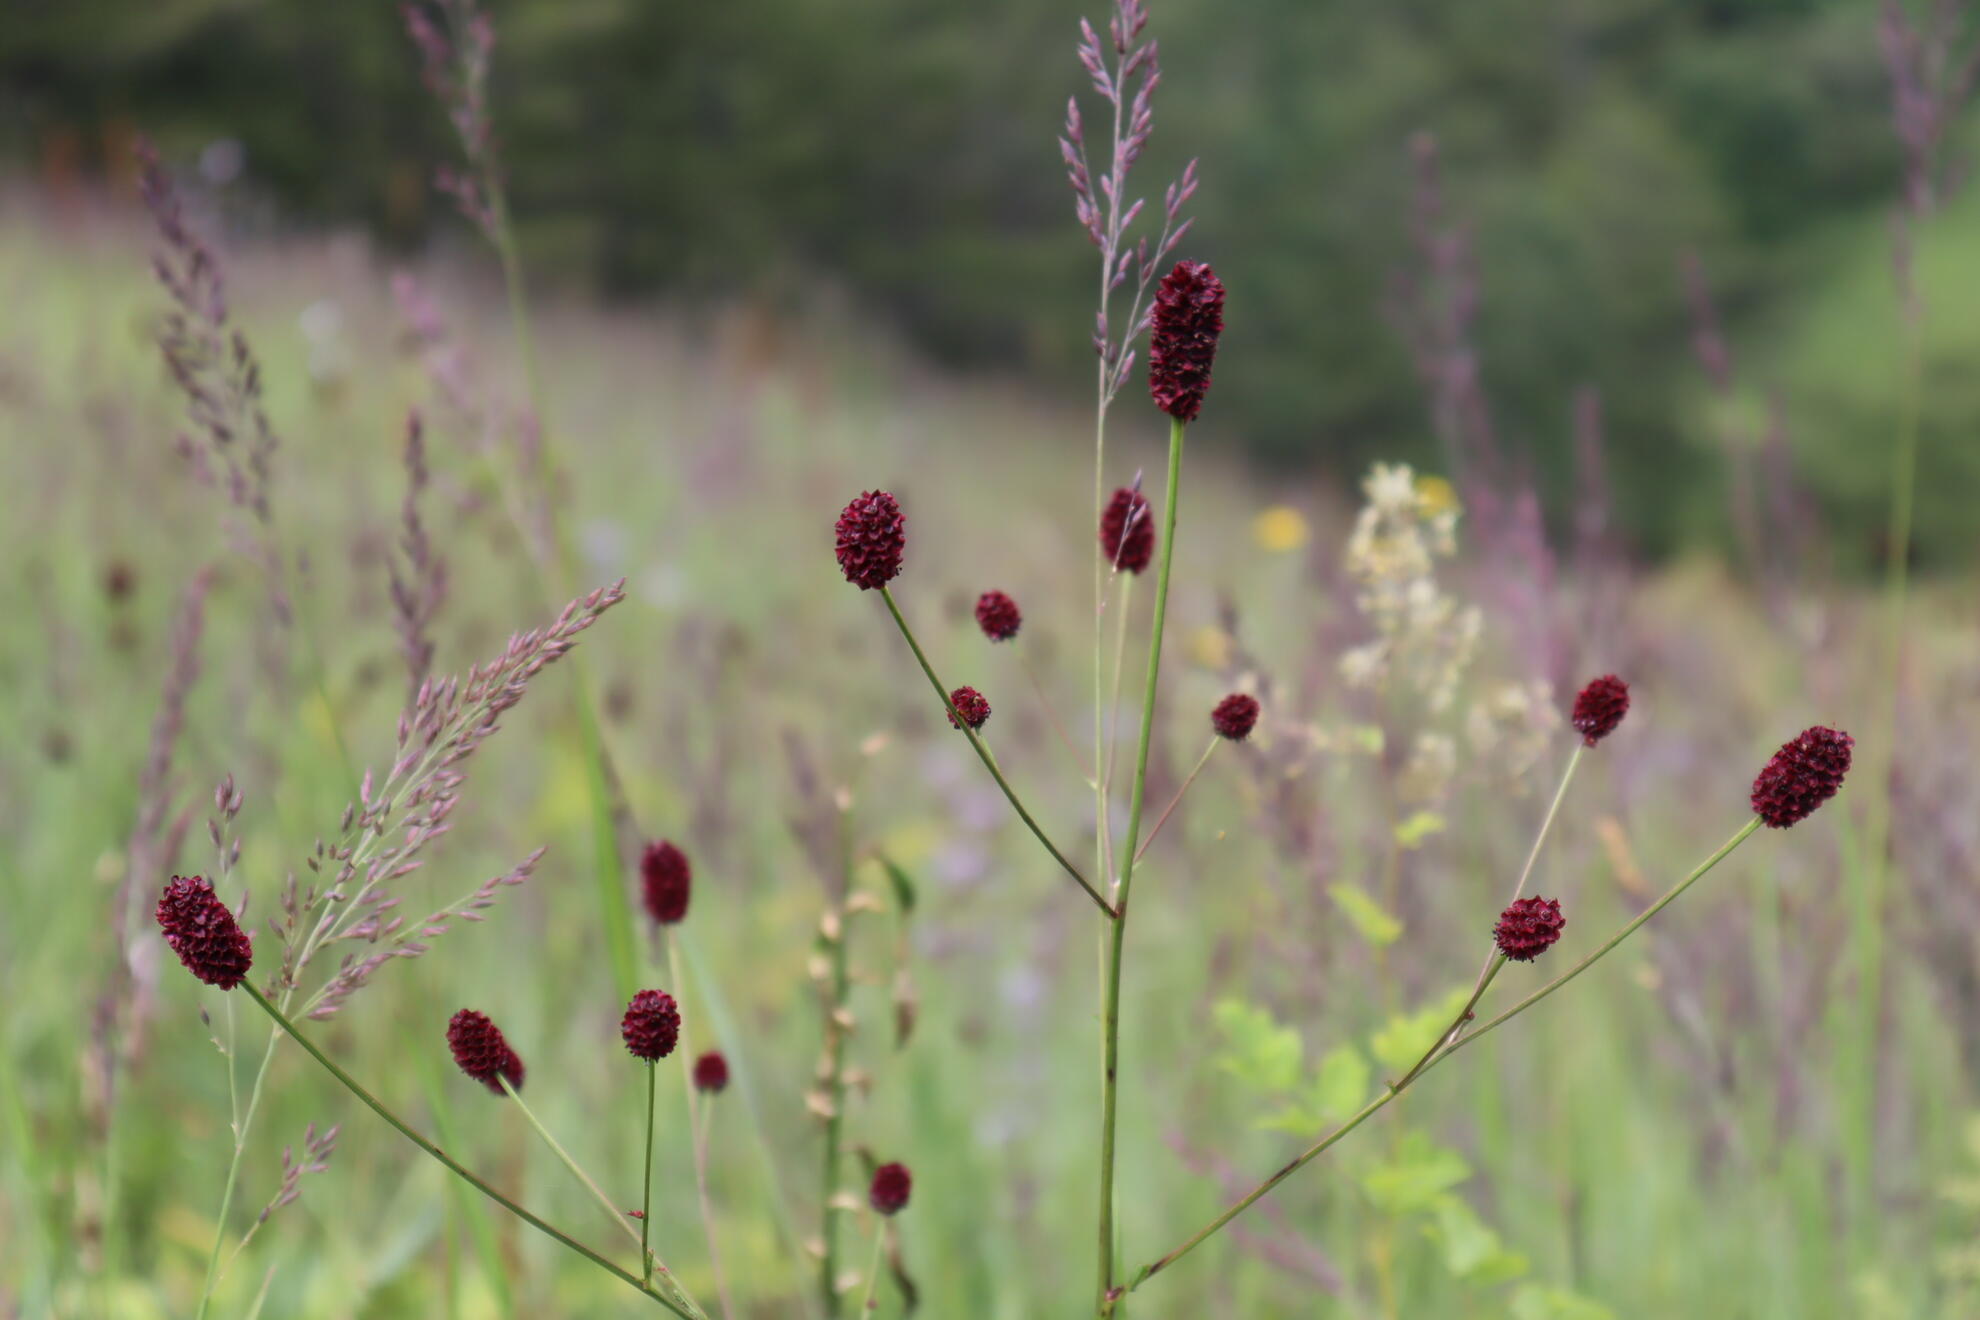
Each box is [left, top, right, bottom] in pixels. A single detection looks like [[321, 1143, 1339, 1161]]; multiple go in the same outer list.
[[835, 490, 906, 590], [975, 590, 1022, 642], [447, 1008, 525, 1094], [1751, 726, 1854, 828], [641, 840, 691, 925], [869, 1161, 912, 1216], [621, 989, 681, 1062], [1211, 693, 1260, 742], [1571, 675, 1629, 746], [1148, 260, 1226, 423], [156, 874, 254, 990], [1494, 897, 1565, 963], [1100, 487, 1155, 575], [947, 686, 991, 731], [693, 1051, 730, 1094]]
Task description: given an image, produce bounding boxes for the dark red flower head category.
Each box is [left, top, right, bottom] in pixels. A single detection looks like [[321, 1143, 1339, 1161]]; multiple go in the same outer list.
[[1100, 487, 1155, 575], [1493, 896, 1565, 962], [835, 490, 905, 590], [641, 840, 691, 925], [1148, 260, 1226, 423], [1571, 675, 1630, 746], [1211, 693, 1260, 741], [621, 989, 681, 1062], [693, 1050, 730, 1094], [974, 590, 1022, 642], [947, 686, 991, 731], [869, 1161, 912, 1216], [1751, 726, 1854, 828], [156, 875, 254, 990], [447, 1008, 525, 1094]]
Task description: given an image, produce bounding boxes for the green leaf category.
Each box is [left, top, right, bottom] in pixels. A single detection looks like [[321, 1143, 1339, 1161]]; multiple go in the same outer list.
[[1428, 1195, 1505, 1278], [1311, 1045, 1371, 1123], [1509, 1284, 1618, 1320], [1369, 986, 1472, 1076], [1329, 884, 1403, 947], [1359, 1131, 1470, 1216], [1212, 999, 1303, 1095], [1393, 810, 1446, 850], [876, 852, 918, 915]]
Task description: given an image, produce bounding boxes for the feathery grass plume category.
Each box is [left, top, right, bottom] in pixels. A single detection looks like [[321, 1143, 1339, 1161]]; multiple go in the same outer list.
[[388, 411, 448, 703], [1062, 0, 1199, 402], [233, 1122, 340, 1260], [868, 1162, 912, 1216], [403, 0, 501, 237], [1570, 675, 1629, 747], [1099, 486, 1154, 574], [1493, 896, 1566, 963], [265, 582, 626, 1011], [1751, 727, 1855, 828], [447, 1008, 524, 1094], [974, 590, 1023, 642], [1147, 261, 1225, 422], [945, 687, 992, 731], [1338, 463, 1479, 716], [621, 990, 681, 1062], [640, 840, 692, 926], [834, 490, 906, 590], [156, 876, 254, 990], [692, 1051, 729, 1094], [1210, 693, 1259, 742]]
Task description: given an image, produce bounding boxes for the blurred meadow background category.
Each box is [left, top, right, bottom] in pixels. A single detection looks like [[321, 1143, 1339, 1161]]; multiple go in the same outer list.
[[3, 0, 1979, 1316]]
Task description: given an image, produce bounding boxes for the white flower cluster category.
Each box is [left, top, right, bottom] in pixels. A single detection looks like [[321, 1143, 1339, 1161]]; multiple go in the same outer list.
[[1339, 463, 1480, 716]]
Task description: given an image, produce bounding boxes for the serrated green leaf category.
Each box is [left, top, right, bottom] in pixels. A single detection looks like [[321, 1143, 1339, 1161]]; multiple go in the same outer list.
[[1213, 999, 1303, 1095], [1369, 986, 1472, 1076], [1329, 884, 1403, 947], [1429, 1194, 1501, 1277], [1311, 1044, 1371, 1122], [1359, 1131, 1470, 1216]]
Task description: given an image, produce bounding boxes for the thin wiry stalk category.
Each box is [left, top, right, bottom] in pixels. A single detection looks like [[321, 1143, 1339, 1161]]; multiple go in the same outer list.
[[1132, 737, 1218, 864], [877, 588, 1116, 917], [241, 984, 692, 1316], [1124, 816, 1764, 1295], [856, 1226, 887, 1315], [640, 1061, 657, 1284], [669, 931, 735, 1318], [1098, 415, 1186, 1314]]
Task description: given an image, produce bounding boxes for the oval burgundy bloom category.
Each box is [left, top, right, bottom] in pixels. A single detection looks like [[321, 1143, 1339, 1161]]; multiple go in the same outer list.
[[1100, 487, 1155, 575], [156, 875, 254, 990], [834, 490, 905, 590], [1148, 260, 1226, 423], [447, 1008, 525, 1094], [1493, 896, 1565, 962], [1571, 675, 1629, 746], [621, 989, 681, 1062], [692, 1050, 730, 1094], [1751, 726, 1854, 828], [869, 1161, 912, 1216], [641, 840, 691, 925], [1211, 693, 1260, 741], [946, 686, 991, 731], [974, 590, 1022, 642]]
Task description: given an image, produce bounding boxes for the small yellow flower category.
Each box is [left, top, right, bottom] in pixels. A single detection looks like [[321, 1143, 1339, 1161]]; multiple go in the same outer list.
[[1188, 625, 1233, 670], [1252, 504, 1310, 553], [1413, 473, 1460, 519]]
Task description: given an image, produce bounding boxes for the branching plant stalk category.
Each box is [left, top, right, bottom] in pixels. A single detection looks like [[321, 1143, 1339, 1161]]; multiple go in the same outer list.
[[1133, 737, 1218, 864], [669, 930, 735, 1318], [1122, 815, 1763, 1295], [499, 1076, 652, 1255], [878, 587, 1116, 917], [239, 984, 694, 1317], [1098, 416, 1186, 1314]]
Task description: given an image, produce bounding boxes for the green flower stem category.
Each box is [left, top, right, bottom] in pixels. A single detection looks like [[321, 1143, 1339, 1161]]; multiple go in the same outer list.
[[878, 586, 1116, 918], [640, 1060, 657, 1284], [239, 983, 691, 1317], [1124, 814, 1764, 1296], [1132, 737, 1219, 865], [669, 931, 735, 1318], [855, 1225, 887, 1316], [499, 1076, 644, 1252], [1098, 415, 1187, 1315], [1392, 956, 1507, 1094]]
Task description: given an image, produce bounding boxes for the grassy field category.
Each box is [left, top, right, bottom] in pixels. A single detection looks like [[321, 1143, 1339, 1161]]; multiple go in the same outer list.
[[0, 193, 1974, 1319]]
